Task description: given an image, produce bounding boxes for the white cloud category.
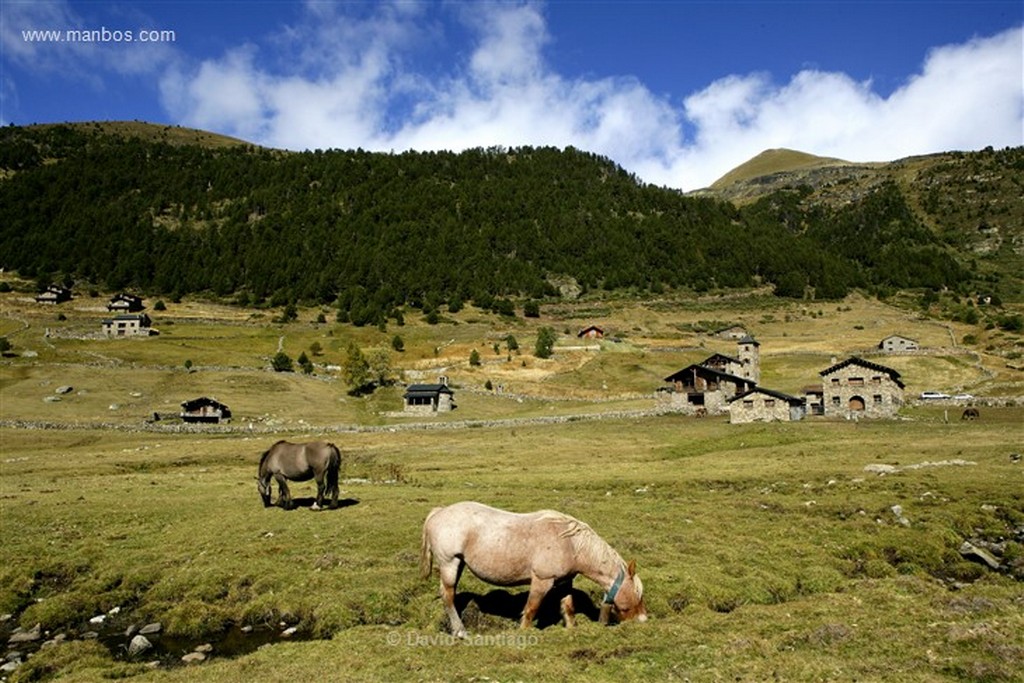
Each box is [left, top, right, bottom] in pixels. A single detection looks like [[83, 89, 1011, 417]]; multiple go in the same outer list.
[[660, 27, 1024, 188], [2, 0, 178, 94], [157, 3, 1022, 191]]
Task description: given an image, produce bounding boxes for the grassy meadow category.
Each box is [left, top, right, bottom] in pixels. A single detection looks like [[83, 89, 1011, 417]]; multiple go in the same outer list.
[[2, 286, 1023, 681]]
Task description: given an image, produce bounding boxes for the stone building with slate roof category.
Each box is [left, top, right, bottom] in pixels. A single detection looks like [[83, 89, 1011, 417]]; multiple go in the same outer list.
[[819, 356, 904, 418]]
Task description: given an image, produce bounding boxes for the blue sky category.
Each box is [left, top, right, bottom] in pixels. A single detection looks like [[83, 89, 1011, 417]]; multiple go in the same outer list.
[[2, 1, 1022, 189]]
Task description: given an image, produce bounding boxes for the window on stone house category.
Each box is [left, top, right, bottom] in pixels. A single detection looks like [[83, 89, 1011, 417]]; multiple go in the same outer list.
[[873, 395, 883, 404], [849, 377, 864, 386]]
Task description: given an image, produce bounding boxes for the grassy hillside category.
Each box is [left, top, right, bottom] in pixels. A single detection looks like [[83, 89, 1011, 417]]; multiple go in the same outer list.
[[699, 146, 1024, 302], [708, 148, 857, 189]]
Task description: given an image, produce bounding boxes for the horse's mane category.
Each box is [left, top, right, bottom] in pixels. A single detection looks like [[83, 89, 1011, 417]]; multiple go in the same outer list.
[[538, 510, 624, 570], [257, 440, 287, 472]]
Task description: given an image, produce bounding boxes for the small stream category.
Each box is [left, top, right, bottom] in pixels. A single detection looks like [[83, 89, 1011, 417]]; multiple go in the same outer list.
[[3, 615, 317, 674]]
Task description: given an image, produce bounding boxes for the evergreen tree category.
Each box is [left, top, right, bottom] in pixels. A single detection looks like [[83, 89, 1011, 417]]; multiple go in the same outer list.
[[534, 327, 556, 359], [272, 351, 294, 372]]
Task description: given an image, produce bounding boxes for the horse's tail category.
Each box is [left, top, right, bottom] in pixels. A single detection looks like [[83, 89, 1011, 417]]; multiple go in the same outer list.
[[326, 442, 341, 491], [420, 507, 443, 579]]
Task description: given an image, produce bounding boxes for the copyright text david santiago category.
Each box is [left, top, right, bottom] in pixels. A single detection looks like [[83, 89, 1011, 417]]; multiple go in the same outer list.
[[386, 630, 539, 648]]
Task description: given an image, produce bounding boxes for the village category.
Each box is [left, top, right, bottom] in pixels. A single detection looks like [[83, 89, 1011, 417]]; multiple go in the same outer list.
[[25, 286, 979, 428]]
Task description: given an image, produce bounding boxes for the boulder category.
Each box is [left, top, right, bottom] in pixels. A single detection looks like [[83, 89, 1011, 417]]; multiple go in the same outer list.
[[181, 651, 206, 664], [8, 624, 41, 644], [959, 541, 1001, 570], [128, 635, 153, 657], [139, 622, 162, 635]]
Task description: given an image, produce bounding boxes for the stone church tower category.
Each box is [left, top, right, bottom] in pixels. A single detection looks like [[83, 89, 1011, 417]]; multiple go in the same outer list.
[[737, 336, 761, 384]]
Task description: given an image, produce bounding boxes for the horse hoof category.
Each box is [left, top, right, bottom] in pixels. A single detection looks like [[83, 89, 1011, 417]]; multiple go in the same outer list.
[[454, 629, 467, 639], [311, 503, 321, 511]]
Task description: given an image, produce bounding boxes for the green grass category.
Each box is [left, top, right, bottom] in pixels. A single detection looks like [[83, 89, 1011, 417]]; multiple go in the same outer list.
[[2, 413, 1023, 682], [2, 289, 1023, 681], [709, 148, 852, 189]]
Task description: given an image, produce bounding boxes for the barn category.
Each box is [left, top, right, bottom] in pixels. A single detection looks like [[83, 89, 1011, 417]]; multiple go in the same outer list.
[[577, 325, 604, 340], [180, 397, 232, 423], [35, 285, 72, 304], [879, 335, 919, 353], [403, 383, 456, 414], [712, 324, 748, 340], [107, 293, 144, 313], [819, 357, 904, 418]]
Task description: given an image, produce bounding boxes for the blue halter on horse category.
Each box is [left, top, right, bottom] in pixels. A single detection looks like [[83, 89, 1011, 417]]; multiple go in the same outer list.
[[603, 565, 626, 605]]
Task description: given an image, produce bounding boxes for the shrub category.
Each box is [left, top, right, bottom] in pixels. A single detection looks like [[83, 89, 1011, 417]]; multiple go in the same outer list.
[[271, 351, 294, 372]]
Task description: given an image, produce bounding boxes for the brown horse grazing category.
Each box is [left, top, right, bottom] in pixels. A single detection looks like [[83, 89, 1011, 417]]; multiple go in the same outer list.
[[257, 440, 341, 510], [420, 501, 647, 637]]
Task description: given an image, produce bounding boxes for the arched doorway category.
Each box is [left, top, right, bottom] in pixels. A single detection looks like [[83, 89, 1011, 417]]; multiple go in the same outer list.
[[848, 396, 866, 411]]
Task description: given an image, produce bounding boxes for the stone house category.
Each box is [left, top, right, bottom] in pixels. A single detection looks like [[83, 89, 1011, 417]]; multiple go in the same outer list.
[[107, 293, 144, 313], [696, 337, 760, 383], [35, 285, 72, 304], [180, 397, 232, 423], [101, 313, 153, 337], [662, 364, 756, 415], [728, 387, 805, 424], [403, 383, 456, 414], [577, 325, 604, 340], [819, 357, 904, 418], [661, 337, 762, 415], [699, 352, 741, 375], [879, 335, 918, 353]]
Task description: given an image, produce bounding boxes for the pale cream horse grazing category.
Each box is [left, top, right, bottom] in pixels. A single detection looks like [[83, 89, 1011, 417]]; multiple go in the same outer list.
[[421, 501, 647, 637]]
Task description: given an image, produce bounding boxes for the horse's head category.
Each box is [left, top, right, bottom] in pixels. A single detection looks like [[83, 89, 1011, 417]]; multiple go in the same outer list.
[[605, 559, 647, 624], [255, 476, 272, 507]]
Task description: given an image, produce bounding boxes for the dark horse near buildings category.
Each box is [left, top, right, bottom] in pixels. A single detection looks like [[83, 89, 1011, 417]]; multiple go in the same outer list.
[[257, 440, 341, 510]]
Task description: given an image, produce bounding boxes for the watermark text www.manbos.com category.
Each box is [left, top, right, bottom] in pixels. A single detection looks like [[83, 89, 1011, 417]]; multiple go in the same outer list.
[[386, 630, 539, 649], [21, 27, 176, 44]]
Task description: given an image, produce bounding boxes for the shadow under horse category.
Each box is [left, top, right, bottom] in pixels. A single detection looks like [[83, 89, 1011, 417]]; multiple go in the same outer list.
[[455, 587, 602, 631]]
